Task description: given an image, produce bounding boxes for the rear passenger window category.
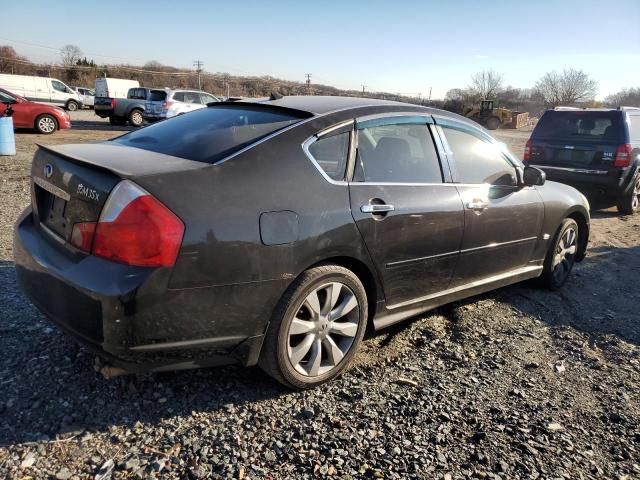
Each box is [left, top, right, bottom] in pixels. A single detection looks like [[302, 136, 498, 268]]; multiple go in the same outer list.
[[442, 127, 516, 185], [630, 115, 640, 142], [172, 92, 185, 102], [308, 132, 350, 181], [184, 92, 201, 104], [353, 122, 442, 183]]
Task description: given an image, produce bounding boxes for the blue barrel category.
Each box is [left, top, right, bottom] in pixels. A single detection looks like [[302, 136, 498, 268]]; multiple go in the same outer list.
[[0, 117, 16, 156]]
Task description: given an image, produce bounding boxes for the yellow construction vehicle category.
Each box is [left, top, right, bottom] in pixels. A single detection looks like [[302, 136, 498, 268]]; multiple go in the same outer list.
[[463, 100, 529, 130]]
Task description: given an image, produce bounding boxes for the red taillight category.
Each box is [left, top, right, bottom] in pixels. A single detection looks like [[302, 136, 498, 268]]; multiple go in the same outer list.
[[110, 98, 117, 108], [91, 181, 184, 267], [523, 139, 532, 162], [162, 101, 173, 109], [613, 144, 632, 168]]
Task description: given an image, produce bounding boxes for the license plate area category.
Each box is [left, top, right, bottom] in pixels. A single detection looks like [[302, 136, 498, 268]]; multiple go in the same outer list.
[[34, 181, 70, 240]]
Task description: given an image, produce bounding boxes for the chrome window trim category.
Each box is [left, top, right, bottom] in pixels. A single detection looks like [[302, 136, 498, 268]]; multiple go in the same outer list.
[[316, 119, 354, 138], [529, 165, 609, 175], [302, 134, 349, 186]]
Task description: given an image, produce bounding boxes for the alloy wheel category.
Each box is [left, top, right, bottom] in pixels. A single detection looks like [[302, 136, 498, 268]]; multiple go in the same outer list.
[[287, 282, 360, 377], [632, 179, 640, 211], [38, 117, 56, 134], [552, 226, 577, 282]]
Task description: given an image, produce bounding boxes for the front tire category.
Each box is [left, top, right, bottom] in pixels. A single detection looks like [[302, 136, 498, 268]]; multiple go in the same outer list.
[[616, 177, 640, 215], [66, 100, 78, 112], [485, 116, 501, 130], [34, 114, 58, 134], [541, 218, 578, 290], [259, 265, 368, 389], [128, 109, 144, 127]]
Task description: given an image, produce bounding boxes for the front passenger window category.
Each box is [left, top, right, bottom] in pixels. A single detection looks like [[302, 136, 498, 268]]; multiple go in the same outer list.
[[442, 127, 516, 185]]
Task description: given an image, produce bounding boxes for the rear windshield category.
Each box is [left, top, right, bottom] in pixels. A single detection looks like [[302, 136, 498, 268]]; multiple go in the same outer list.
[[113, 105, 309, 164], [149, 90, 167, 101], [534, 111, 624, 142]]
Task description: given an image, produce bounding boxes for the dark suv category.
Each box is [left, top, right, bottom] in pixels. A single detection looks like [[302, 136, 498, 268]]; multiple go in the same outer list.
[[524, 107, 640, 214]]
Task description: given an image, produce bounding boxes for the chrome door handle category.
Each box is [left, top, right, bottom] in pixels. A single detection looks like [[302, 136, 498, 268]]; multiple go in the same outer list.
[[361, 204, 395, 213], [465, 200, 489, 210]]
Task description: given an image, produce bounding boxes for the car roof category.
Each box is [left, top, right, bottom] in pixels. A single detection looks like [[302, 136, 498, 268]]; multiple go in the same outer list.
[[235, 95, 476, 124]]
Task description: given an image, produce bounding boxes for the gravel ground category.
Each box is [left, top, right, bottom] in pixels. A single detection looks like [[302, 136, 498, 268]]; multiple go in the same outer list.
[[0, 116, 639, 479]]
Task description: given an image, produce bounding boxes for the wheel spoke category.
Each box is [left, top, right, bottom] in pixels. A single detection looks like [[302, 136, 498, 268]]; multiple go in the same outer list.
[[323, 336, 344, 365], [330, 294, 358, 320], [306, 339, 322, 376], [290, 318, 315, 335], [325, 282, 342, 313], [329, 321, 358, 337], [290, 333, 315, 365], [304, 291, 321, 317], [567, 245, 577, 255]]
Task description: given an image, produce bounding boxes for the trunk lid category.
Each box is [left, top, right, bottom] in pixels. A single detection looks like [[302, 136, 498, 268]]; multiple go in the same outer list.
[[31, 143, 207, 245]]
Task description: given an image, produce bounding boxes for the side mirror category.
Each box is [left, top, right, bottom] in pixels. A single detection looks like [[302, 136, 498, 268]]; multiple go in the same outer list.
[[523, 166, 546, 186]]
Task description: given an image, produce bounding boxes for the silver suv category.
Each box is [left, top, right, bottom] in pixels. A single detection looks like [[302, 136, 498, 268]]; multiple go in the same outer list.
[[144, 88, 220, 122]]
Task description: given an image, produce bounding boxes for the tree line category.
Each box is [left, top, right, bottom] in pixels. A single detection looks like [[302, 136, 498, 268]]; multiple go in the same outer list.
[[0, 45, 638, 116]]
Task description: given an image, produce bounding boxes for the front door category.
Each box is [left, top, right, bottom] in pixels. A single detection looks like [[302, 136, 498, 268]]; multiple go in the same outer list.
[[348, 116, 464, 306], [436, 121, 544, 286]]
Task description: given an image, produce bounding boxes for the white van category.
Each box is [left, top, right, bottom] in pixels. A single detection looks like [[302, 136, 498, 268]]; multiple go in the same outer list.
[[94, 78, 140, 100], [0, 74, 82, 111]]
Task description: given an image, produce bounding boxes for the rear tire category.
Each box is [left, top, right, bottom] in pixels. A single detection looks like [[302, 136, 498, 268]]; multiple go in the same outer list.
[[259, 265, 368, 389], [485, 116, 501, 130], [66, 100, 78, 112], [616, 177, 640, 215], [34, 114, 58, 134], [128, 109, 144, 127], [540, 218, 579, 290]]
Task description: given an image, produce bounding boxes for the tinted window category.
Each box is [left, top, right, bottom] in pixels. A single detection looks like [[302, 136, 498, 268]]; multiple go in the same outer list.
[[354, 123, 442, 183], [201, 93, 218, 104], [308, 132, 350, 181], [51, 80, 67, 93], [629, 115, 640, 143], [128, 88, 146, 100], [149, 90, 166, 101], [443, 127, 516, 185], [0, 90, 15, 102], [172, 92, 185, 102], [114, 105, 309, 164], [183, 92, 201, 104], [534, 111, 624, 142]]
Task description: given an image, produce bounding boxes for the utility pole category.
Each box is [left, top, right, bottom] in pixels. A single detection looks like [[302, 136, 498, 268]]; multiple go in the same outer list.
[[193, 60, 204, 90], [361, 85, 367, 97], [223, 73, 230, 99], [305, 73, 312, 95], [428, 86, 432, 102]]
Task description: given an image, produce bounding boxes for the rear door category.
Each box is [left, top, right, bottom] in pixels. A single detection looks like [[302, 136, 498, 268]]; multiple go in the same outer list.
[[348, 115, 464, 306], [528, 111, 624, 189], [436, 119, 543, 285]]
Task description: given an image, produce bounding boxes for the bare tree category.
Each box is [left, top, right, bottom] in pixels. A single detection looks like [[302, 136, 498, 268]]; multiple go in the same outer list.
[[469, 70, 504, 100], [60, 44, 83, 66], [535, 68, 597, 107], [0, 45, 29, 73], [605, 87, 640, 107]]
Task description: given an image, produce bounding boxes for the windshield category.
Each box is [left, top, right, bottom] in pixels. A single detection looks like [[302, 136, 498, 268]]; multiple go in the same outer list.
[[113, 105, 310, 164], [534, 111, 624, 142], [0, 89, 17, 103]]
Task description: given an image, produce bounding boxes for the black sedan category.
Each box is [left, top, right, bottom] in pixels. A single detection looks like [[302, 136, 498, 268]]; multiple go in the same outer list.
[[14, 96, 590, 389]]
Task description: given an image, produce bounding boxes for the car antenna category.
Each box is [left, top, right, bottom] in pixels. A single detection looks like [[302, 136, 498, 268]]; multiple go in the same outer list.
[[269, 92, 284, 100]]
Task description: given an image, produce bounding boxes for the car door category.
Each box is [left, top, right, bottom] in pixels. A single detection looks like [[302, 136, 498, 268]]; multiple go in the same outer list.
[[50, 79, 70, 107], [348, 115, 464, 307], [435, 119, 544, 286], [184, 91, 204, 112]]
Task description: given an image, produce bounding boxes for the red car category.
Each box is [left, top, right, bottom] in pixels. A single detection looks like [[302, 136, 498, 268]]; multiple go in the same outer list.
[[0, 88, 71, 134]]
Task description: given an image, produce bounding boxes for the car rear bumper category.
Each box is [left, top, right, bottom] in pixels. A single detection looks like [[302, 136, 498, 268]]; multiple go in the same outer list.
[[94, 106, 114, 118], [13, 209, 279, 372], [529, 164, 631, 197], [142, 113, 167, 122]]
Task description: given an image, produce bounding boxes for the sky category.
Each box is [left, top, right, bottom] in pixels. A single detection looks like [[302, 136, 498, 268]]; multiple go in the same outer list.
[[2, 0, 639, 100]]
